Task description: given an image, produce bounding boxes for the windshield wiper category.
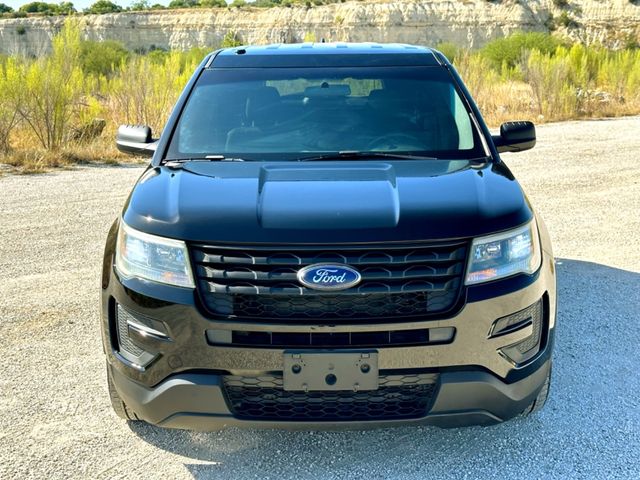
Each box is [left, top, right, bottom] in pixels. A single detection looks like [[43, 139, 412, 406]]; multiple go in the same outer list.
[[294, 151, 439, 162], [163, 155, 247, 168]]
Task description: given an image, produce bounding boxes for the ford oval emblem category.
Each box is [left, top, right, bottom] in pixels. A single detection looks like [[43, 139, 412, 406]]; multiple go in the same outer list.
[[297, 264, 362, 291]]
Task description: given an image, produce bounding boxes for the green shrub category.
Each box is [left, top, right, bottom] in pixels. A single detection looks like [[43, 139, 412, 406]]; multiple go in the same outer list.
[[80, 40, 129, 76], [146, 47, 169, 63], [480, 32, 562, 69], [85, 0, 122, 14], [557, 11, 578, 28], [221, 31, 242, 48], [167, 0, 197, 8], [58, 2, 76, 14], [544, 13, 557, 32], [16, 26, 26, 35], [129, 0, 150, 10], [435, 42, 459, 63], [0, 2, 13, 13], [199, 0, 227, 6], [19, 2, 63, 14], [252, 0, 276, 6]]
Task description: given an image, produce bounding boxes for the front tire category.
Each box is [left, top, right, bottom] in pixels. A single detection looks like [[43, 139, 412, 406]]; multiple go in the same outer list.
[[106, 362, 139, 421], [521, 363, 552, 416]]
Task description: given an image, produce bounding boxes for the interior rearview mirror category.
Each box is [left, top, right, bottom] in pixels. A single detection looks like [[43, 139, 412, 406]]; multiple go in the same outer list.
[[116, 125, 158, 157], [492, 121, 536, 153]]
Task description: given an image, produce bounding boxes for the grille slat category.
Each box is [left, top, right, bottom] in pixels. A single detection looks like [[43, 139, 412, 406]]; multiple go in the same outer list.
[[191, 243, 467, 322], [223, 373, 438, 421], [196, 263, 462, 282], [199, 278, 459, 295], [192, 246, 466, 267], [207, 326, 455, 348]]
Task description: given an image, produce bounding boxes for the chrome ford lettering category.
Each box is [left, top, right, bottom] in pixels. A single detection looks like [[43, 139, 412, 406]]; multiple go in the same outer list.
[[297, 264, 362, 291], [312, 269, 347, 284]]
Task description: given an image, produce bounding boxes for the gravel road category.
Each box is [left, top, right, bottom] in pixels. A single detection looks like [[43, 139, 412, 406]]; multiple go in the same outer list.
[[1, 118, 639, 479]]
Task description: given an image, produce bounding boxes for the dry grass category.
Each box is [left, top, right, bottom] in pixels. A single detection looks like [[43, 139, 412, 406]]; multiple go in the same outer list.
[[0, 134, 143, 175]]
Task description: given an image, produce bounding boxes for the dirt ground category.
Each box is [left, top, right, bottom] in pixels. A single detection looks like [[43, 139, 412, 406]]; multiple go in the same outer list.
[[0, 117, 638, 479]]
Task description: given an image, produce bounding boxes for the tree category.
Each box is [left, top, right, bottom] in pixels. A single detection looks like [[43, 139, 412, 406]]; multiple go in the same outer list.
[[129, 0, 149, 10], [0, 3, 14, 13], [199, 0, 226, 7], [19, 2, 61, 14], [167, 0, 197, 8], [58, 2, 76, 14], [85, 0, 123, 14]]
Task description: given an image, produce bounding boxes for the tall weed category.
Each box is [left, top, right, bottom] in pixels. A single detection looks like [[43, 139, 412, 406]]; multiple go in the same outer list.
[[17, 21, 87, 150], [0, 58, 23, 152], [106, 52, 197, 133]]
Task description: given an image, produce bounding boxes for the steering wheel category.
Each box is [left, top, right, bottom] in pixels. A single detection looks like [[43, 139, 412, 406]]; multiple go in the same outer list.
[[366, 133, 426, 151]]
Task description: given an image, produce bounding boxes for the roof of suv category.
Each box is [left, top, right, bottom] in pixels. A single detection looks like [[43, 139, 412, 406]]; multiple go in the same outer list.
[[209, 42, 443, 68]]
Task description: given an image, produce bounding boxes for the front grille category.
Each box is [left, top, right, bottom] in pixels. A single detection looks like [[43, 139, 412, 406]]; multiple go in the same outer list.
[[223, 373, 438, 421], [206, 327, 455, 348], [191, 242, 467, 322]]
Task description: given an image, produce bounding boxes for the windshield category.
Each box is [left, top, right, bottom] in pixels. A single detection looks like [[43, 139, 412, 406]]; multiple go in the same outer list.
[[166, 66, 487, 161]]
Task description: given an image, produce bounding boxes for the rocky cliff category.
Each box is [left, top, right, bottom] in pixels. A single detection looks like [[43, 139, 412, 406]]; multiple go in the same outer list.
[[1, 0, 639, 56]]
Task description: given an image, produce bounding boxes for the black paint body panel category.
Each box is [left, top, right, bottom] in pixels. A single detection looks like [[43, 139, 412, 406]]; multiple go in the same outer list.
[[123, 161, 531, 244]]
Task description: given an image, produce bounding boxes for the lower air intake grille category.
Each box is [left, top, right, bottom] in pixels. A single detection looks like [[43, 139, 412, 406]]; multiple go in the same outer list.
[[223, 373, 437, 421], [116, 304, 145, 357], [494, 298, 546, 365], [228, 291, 457, 320]]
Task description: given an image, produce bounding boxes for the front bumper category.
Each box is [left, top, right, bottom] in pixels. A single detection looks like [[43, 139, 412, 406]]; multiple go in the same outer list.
[[101, 224, 556, 428], [109, 355, 552, 429]]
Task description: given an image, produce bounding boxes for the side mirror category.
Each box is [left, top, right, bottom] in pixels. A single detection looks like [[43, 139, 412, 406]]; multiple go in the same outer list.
[[116, 125, 158, 157], [492, 121, 536, 153]]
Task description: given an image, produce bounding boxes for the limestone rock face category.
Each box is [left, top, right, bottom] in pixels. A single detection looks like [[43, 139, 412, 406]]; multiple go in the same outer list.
[[1, 0, 639, 56]]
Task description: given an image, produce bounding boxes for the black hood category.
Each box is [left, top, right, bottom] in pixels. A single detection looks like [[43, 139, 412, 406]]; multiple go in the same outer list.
[[122, 160, 531, 244]]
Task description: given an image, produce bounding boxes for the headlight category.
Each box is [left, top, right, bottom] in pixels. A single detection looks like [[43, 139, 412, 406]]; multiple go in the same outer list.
[[115, 221, 195, 288], [465, 220, 541, 285]]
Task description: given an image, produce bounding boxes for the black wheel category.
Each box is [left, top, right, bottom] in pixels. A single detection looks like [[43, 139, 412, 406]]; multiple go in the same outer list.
[[106, 362, 139, 421], [521, 363, 552, 416]]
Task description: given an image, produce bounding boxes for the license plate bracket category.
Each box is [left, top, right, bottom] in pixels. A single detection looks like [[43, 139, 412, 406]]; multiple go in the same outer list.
[[283, 351, 379, 392]]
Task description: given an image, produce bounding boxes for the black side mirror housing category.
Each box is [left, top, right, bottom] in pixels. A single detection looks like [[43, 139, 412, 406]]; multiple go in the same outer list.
[[492, 121, 536, 153], [116, 125, 158, 157]]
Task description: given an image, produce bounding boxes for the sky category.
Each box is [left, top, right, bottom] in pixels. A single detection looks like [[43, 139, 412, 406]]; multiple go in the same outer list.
[[3, 0, 172, 10]]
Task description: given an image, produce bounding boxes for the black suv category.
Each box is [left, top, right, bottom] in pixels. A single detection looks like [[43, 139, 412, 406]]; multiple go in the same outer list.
[[102, 43, 555, 429]]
